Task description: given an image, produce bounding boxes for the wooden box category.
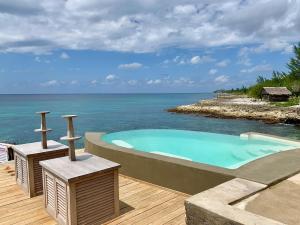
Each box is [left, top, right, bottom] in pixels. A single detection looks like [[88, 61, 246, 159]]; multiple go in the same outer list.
[[40, 153, 120, 225], [13, 140, 68, 197]]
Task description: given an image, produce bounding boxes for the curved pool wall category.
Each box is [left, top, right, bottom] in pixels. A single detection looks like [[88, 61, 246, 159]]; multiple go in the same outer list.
[[85, 132, 300, 194], [101, 129, 300, 169]]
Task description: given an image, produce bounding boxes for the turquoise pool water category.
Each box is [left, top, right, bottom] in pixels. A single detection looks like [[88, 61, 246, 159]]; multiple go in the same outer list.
[[101, 129, 300, 169]]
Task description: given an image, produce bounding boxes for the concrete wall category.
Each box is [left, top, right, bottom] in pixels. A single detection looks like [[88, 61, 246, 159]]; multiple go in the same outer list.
[[184, 178, 283, 225], [85, 132, 234, 195], [185, 203, 243, 225]]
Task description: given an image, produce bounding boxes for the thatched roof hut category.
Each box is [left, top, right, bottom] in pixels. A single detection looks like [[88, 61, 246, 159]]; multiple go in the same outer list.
[[261, 87, 292, 101]]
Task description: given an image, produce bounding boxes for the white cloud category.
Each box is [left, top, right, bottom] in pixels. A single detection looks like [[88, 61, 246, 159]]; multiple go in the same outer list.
[[118, 62, 142, 69], [238, 47, 252, 66], [237, 39, 293, 66], [240, 64, 272, 73], [34, 56, 41, 62], [162, 59, 170, 64], [90, 80, 98, 85], [173, 56, 180, 63], [214, 75, 229, 83], [105, 74, 118, 81], [190, 56, 201, 64], [40, 80, 59, 87], [147, 79, 162, 85], [0, 1, 299, 54], [209, 69, 218, 75], [250, 40, 294, 54], [179, 59, 186, 65], [216, 59, 230, 67], [128, 79, 138, 85], [41, 79, 80, 87], [34, 56, 50, 63], [70, 80, 78, 85], [60, 52, 70, 59], [173, 5, 197, 15], [164, 55, 214, 66], [190, 55, 215, 64], [171, 56, 187, 65], [145, 76, 196, 86], [173, 77, 195, 85]]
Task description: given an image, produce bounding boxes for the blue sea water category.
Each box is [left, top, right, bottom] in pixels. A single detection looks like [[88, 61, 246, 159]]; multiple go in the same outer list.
[[0, 93, 300, 148]]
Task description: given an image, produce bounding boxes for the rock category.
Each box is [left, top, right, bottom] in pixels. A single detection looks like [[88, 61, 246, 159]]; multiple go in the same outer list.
[[167, 98, 300, 125]]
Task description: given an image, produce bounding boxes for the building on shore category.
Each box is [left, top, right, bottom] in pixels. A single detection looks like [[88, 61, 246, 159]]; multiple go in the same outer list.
[[261, 87, 292, 102]]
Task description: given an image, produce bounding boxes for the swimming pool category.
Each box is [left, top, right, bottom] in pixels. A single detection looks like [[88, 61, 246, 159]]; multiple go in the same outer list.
[[101, 129, 300, 169]]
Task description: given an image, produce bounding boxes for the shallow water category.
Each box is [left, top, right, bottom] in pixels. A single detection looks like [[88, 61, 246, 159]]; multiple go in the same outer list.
[[0, 93, 300, 147]]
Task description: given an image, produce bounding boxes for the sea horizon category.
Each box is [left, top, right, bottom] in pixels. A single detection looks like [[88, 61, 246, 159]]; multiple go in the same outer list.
[[0, 92, 213, 95]]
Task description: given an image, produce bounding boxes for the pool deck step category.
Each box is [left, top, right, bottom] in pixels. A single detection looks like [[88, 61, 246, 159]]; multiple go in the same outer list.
[[231, 148, 278, 163], [0, 161, 189, 225]]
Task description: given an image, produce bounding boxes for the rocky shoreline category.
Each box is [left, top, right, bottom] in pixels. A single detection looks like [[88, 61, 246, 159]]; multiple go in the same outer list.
[[168, 97, 300, 124]]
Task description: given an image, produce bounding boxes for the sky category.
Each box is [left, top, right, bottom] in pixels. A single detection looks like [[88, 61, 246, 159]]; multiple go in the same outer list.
[[0, 0, 299, 94]]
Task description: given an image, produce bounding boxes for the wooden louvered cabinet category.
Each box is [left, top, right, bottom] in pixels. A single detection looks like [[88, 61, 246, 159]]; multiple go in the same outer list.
[[13, 140, 69, 197], [40, 153, 121, 225]]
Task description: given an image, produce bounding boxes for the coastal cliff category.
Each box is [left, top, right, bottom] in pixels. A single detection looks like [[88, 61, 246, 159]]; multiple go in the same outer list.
[[168, 97, 300, 124]]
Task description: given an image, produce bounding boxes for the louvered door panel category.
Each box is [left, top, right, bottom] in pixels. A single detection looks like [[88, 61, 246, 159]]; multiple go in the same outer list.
[[15, 154, 22, 184], [21, 158, 28, 188], [75, 171, 115, 225], [56, 179, 68, 225], [33, 151, 67, 195], [45, 172, 55, 216], [21, 159, 28, 188]]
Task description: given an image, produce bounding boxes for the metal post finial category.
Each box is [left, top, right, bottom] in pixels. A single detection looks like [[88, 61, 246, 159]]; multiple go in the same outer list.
[[60, 115, 81, 161], [34, 111, 52, 149]]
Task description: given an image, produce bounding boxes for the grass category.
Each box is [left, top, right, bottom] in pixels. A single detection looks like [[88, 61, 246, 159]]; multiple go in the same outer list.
[[272, 97, 300, 107]]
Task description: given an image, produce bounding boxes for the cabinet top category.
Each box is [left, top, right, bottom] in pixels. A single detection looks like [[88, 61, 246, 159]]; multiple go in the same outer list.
[[13, 140, 68, 158], [40, 153, 121, 182]]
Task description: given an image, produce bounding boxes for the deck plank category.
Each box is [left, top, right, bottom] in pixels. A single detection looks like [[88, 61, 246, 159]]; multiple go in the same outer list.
[[0, 162, 189, 225]]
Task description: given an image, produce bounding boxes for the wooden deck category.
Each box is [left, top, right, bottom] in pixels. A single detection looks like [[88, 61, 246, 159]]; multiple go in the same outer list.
[[0, 162, 189, 225]]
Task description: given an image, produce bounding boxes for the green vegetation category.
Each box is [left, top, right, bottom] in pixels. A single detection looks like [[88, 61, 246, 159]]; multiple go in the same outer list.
[[223, 42, 300, 103]]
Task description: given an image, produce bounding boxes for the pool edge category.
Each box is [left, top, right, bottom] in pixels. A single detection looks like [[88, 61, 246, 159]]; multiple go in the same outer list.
[[85, 132, 235, 194], [85, 132, 300, 194], [240, 132, 300, 145]]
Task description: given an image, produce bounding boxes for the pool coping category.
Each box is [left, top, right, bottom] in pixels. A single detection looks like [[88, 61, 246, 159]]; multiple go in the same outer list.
[[185, 178, 284, 225], [240, 132, 300, 146], [236, 132, 300, 185], [85, 131, 300, 193]]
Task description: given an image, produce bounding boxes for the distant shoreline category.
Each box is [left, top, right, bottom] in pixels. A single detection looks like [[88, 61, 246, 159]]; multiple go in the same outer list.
[[0, 92, 211, 95], [168, 96, 300, 125]]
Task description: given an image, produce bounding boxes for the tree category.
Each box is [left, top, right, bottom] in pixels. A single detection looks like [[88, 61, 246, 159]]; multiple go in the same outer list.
[[256, 75, 266, 83], [291, 81, 300, 96], [221, 42, 300, 100], [287, 43, 300, 79]]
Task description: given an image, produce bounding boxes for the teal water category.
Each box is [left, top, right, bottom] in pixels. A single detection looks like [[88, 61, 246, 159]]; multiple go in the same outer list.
[[102, 129, 300, 169], [0, 93, 300, 148]]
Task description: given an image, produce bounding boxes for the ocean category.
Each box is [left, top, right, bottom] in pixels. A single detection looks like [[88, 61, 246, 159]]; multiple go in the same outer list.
[[0, 93, 299, 148]]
